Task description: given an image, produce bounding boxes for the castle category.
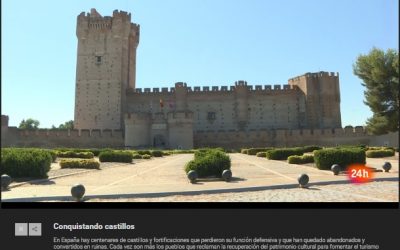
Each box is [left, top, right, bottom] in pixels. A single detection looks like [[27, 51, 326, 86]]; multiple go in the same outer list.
[[1, 9, 397, 149], [74, 9, 341, 149]]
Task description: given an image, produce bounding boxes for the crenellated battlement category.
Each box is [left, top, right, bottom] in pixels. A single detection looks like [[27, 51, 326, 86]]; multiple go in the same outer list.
[[77, 8, 135, 34], [127, 83, 300, 95], [112, 9, 131, 21], [78, 9, 131, 20], [193, 126, 367, 136], [288, 71, 339, 82], [16, 128, 124, 138]]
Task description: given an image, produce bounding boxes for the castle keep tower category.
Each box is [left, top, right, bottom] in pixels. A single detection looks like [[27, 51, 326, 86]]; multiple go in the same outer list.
[[74, 9, 139, 130], [288, 72, 341, 129]]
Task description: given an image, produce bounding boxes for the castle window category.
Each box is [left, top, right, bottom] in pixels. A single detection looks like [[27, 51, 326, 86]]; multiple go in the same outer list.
[[95, 56, 102, 64], [207, 112, 216, 121]]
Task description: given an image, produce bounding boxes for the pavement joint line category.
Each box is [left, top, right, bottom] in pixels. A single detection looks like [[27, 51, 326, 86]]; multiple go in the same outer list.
[[233, 154, 296, 181], [92, 154, 189, 192]]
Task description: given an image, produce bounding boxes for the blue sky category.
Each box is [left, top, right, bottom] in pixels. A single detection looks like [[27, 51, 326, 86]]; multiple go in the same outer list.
[[2, 0, 399, 128]]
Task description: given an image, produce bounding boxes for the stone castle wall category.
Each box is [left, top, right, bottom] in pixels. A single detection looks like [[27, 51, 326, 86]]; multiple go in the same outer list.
[[1, 126, 124, 148], [2, 121, 397, 149], [126, 83, 304, 132]]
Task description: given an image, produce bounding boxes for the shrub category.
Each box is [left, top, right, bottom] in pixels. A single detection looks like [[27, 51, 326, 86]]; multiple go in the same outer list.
[[288, 155, 314, 164], [89, 149, 102, 156], [301, 155, 315, 163], [46, 150, 57, 162], [335, 145, 367, 151], [99, 151, 133, 163], [314, 148, 366, 170], [162, 151, 171, 156], [301, 146, 322, 153], [1, 148, 52, 178], [247, 148, 274, 155], [142, 154, 152, 159], [366, 149, 395, 158], [55, 148, 92, 153], [132, 154, 143, 159], [59, 159, 100, 169], [57, 151, 94, 159], [214, 147, 226, 152], [241, 149, 249, 154], [266, 148, 303, 160], [168, 149, 196, 154], [151, 150, 163, 157], [256, 152, 267, 157], [136, 150, 151, 155], [366, 146, 394, 151], [287, 155, 302, 164], [184, 150, 231, 178]]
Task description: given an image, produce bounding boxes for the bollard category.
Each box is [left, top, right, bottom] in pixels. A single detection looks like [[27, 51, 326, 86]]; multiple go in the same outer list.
[[331, 164, 341, 175], [71, 184, 86, 202], [1, 174, 12, 190], [187, 170, 198, 184], [221, 169, 232, 182], [382, 162, 392, 173], [298, 174, 309, 188]]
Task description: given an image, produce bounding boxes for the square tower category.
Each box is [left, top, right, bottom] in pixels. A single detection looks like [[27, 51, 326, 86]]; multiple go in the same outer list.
[[288, 72, 342, 129], [74, 9, 139, 130]]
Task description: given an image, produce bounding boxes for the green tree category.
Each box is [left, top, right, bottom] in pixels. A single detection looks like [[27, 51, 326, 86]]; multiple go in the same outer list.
[[353, 47, 399, 135], [18, 118, 40, 130], [58, 120, 74, 130]]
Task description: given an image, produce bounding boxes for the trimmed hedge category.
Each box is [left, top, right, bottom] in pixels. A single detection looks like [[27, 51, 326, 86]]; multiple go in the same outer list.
[[167, 149, 197, 154], [334, 145, 367, 151], [56, 151, 94, 159], [60, 159, 100, 169], [99, 151, 133, 163], [1, 148, 52, 178], [366, 149, 395, 158], [184, 149, 231, 178], [314, 148, 366, 170], [247, 148, 274, 155], [89, 149, 102, 156], [47, 150, 57, 162], [256, 152, 267, 157], [288, 155, 314, 164], [54, 148, 113, 157], [137, 150, 151, 155], [151, 150, 163, 157], [241, 149, 249, 154], [132, 154, 143, 159], [301, 146, 322, 153], [266, 148, 303, 160], [142, 154, 152, 159]]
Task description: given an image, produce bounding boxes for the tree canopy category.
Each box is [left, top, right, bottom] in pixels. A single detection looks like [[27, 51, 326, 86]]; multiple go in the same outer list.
[[51, 120, 74, 130], [353, 47, 399, 135], [18, 118, 40, 130]]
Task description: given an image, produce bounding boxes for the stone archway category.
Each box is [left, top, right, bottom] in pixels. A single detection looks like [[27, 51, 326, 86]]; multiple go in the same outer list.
[[153, 134, 166, 148]]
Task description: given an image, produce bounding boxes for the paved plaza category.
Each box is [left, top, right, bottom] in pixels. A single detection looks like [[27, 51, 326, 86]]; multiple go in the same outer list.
[[1, 153, 398, 202]]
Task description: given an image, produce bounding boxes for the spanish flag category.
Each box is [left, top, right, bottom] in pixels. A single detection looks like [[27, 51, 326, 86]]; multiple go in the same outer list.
[[159, 99, 164, 108]]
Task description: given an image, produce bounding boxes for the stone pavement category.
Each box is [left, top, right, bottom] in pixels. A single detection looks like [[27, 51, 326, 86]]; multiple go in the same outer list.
[[1, 153, 398, 202]]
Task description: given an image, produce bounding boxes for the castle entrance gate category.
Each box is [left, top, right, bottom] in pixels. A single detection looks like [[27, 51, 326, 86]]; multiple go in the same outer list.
[[153, 134, 166, 148]]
